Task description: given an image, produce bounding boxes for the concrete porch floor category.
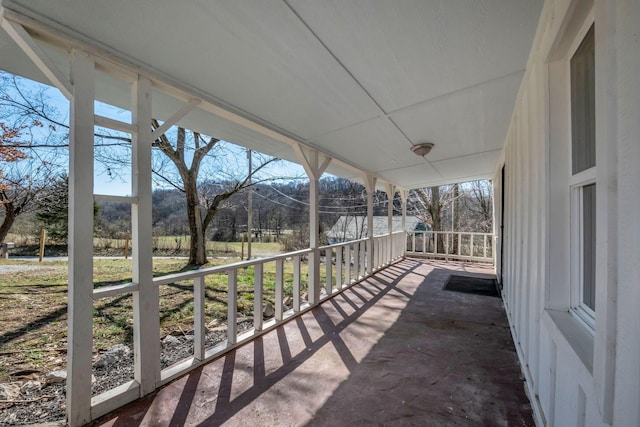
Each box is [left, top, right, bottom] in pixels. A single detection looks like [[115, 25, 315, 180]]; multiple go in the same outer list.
[[91, 258, 534, 426]]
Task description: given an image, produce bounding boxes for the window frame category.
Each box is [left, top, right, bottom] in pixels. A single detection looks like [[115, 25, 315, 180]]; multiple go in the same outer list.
[[567, 20, 596, 331]]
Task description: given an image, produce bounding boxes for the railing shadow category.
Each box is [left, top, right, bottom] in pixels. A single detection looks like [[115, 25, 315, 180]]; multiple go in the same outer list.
[[198, 259, 422, 425], [302, 265, 531, 426], [96, 258, 423, 426]]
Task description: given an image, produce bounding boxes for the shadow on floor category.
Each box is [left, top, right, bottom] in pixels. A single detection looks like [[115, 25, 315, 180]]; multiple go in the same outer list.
[[92, 259, 533, 427]]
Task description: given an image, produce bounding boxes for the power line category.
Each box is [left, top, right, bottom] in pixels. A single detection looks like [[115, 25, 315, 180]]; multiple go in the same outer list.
[[251, 187, 395, 215]]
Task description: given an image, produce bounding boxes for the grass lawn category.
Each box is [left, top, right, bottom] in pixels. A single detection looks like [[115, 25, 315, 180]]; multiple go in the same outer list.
[[5, 233, 283, 258], [0, 255, 312, 379]]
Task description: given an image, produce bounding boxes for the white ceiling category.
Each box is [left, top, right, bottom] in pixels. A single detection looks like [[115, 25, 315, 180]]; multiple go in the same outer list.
[[0, 0, 543, 190]]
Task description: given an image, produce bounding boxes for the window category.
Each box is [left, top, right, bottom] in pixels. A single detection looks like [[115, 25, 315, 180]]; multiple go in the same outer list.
[[570, 25, 596, 327]]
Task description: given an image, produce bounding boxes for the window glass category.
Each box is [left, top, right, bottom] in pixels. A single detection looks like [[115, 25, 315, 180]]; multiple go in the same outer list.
[[582, 183, 596, 310], [570, 25, 595, 175]]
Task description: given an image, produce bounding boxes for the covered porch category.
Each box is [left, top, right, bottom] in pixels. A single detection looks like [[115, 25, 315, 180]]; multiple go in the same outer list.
[[92, 259, 532, 426], [0, 2, 532, 424], [2, 1, 639, 426]]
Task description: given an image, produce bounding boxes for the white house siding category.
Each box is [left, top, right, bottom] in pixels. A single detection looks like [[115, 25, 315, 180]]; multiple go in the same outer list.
[[496, 0, 640, 426]]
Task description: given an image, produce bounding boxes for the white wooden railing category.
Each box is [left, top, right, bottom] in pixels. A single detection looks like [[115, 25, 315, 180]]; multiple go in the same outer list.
[[405, 230, 494, 263], [88, 231, 406, 419]]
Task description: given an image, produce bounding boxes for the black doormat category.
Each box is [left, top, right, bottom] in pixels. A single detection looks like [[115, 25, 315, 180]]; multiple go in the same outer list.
[[443, 275, 500, 298]]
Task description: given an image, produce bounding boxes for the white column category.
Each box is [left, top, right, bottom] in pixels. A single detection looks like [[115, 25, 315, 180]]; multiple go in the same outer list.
[[400, 189, 407, 230], [307, 151, 320, 304], [294, 146, 330, 305], [363, 174, 376, 274], [385, 183, 395, 262], [247, 149, 252, 260], [131, 76, 160, 395], [66, 48, 95, 427]]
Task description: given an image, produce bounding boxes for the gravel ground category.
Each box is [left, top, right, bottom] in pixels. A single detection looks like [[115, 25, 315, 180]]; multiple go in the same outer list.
[[0, 265, 57, 274], [0, 322, 253, 426]]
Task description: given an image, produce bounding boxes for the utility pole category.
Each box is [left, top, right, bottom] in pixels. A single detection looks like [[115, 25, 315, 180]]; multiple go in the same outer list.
[[247, 149, 252, 260]]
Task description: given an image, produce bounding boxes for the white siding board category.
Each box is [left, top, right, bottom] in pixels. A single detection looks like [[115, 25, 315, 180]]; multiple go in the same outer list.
[[502, 1, 640, 426]]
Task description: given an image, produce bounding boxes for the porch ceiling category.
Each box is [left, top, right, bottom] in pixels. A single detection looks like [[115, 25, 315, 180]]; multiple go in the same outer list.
[[0, 0, 542, 189]]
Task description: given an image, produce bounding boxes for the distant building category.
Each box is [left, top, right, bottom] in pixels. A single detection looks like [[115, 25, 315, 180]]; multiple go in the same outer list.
[[327, 216, 427, 244]]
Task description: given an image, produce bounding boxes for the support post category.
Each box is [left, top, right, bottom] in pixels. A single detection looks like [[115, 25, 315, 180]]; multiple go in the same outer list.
[[385, 183, 395, 262], [294, 146, 330, 305], [247, 149, 252, 260], [131, 76, 160, 395], [363, 174, 376, 274], [66, 49, 95, 427], [401, 189, 407, 257], [308, 152, 320, 302]]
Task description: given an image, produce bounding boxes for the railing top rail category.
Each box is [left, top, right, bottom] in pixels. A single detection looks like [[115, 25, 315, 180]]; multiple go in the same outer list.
[[154, 230, 409, 286], [319, 237, 368, 251], [320, 230, 405, 251], [407, 230, 494, 237], [153, 247, 312, 286]]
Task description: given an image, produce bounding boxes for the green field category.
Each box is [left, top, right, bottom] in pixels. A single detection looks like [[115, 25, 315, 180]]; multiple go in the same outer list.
[[4, 233, 283, 258], [0, 255, 314, 379]]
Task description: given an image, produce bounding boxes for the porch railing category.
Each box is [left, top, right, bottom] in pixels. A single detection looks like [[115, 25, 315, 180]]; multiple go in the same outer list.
[[88, 231, 406, 419], [405, 230, 494, 263]]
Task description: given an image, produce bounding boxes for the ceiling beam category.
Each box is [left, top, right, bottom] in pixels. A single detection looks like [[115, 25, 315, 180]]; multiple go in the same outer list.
[[0, 11, 72, 98], [151, 99, 201, 138]]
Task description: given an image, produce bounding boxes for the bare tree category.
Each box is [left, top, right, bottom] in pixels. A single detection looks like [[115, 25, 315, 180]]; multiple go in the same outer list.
[[151, 122, 278, 265], [1, 72, 280, 264], [0, 120, 63, 242], [410, 186, 445, 252], [463, 180, 493, 232], [409, 180, 493, 253]]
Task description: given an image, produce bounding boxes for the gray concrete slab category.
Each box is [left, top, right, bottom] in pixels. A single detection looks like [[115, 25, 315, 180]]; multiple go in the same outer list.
[[91, 258, 533, 427]]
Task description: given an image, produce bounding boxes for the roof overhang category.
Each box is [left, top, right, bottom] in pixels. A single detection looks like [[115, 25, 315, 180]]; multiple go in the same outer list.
[[0, 0, 543, 190]]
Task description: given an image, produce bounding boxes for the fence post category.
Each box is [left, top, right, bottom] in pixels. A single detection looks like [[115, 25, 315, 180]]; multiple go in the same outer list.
[[38, 228, 46, 262], [124, 232, 130, 260]]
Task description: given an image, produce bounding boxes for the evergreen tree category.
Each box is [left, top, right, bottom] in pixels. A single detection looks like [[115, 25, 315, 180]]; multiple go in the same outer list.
[[36, 175, 99, 243]]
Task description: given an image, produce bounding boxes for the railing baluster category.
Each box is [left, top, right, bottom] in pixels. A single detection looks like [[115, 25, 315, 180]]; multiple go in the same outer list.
[[325, 248, 332, 296], [372, 238, 376, 269], [470, 234, 474, 257], [360, 241, 365, 277], [275, 259, 283, 321], [353, 243, 360, 281], [435, 231, 438, 254], [253, 263, 263, 331], [483, 234, 487, 258], [227, 269, 237, 345], [394, 230, 493, 262], [193, 276, 205, 361], [345, 246, 351, 285], [336, 245, 343, 288], [293, 255, 301, 311], [386, 237, 390, 263]]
